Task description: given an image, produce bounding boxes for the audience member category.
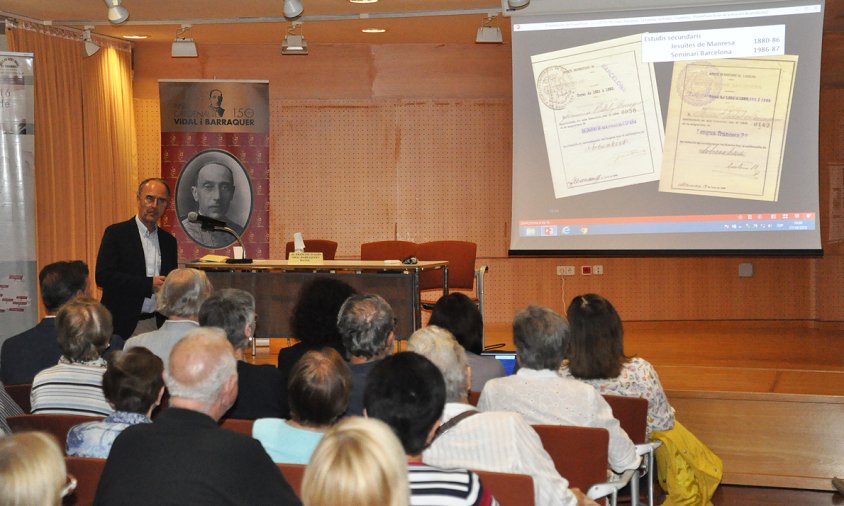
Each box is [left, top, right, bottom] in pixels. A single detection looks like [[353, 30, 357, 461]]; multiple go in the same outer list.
[[1, 260, 122, 385], [66, 348, 165, 458], [94, 327, 300, 505], [408, 326, 585, 506], [96, 178, 178, 339], [124, 268, 212, 368], [302, 416, 409, 506], [0, 381, 24, 434], [277, 278, 357, 416], [336, 294, 395, 415], [478, 305, 638, 474], [30, 298, 114, 416], [365, 352, 497, 506], [563, 294, 675, 438], [254, 348, 352, 463], [429, 292, 504, 392], [0, 431, 73, 506], [199, 288, 284, 419]]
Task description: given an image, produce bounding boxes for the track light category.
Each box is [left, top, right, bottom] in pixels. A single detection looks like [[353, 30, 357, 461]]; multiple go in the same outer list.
[[281, 22, 308, 55], [476, 15, 503, 44], [83, 27, 101, 57], [283, 0, 304, 18], [172, 24, 198, 58], [104, 0, 129, 24], [507, 0, 530, 8]]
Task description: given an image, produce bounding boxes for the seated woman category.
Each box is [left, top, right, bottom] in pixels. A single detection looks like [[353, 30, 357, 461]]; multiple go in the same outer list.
[[562, 293, 675, 438], [30, 298, 115, 416], [66, 347, 165, 458], [429, 292, 504, 392], [277, 279, 357, 411], [0, 431, 74, 506], [302, 416, 409, 506], [253, 347, 352, 464], [199, 288, 286, 419]]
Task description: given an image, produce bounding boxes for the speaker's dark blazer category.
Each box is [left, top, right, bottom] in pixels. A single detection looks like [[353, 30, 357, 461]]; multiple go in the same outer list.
[[96, 218, 178, 339]]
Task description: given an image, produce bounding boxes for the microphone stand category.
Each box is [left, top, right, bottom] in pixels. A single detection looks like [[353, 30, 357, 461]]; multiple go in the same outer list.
[[198, 222, 252, 264]]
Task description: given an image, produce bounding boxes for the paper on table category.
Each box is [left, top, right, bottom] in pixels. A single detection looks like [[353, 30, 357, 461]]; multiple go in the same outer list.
[[532, 34, 665, 199]]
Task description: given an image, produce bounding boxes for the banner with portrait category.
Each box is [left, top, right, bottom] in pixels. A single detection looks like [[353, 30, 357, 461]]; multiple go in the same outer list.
[[159, 80, 269, 260], [0, 52, 37, 344]]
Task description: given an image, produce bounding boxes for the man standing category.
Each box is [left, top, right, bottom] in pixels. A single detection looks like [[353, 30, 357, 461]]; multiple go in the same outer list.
[[94, 327, 301, 505], [180, 162, 244, 249], [336, 294, 394, 416], [1, 260, 122, 385], [96, 178, 178, 340]]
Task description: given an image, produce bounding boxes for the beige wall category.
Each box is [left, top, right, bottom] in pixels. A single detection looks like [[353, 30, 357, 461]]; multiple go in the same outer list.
[[132, 38, 844, 325]]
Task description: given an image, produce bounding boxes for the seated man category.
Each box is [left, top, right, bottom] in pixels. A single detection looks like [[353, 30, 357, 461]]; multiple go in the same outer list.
[[364, 351, 497, 506], [94, 328, 300, 505], [336, 294, 395, 416], [477, 305, 639, 474], [1, 260, 122, 385], [124, 268, 212, 368], [408, 326, 589, 506]]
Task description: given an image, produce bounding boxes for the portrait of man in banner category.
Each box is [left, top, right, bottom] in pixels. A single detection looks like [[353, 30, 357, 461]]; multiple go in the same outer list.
[[176, 149, 253, 249]]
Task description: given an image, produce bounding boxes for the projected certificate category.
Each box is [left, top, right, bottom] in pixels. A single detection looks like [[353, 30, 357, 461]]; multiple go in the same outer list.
[[531, 34, 664, 199], [659, 56, 797, 201]]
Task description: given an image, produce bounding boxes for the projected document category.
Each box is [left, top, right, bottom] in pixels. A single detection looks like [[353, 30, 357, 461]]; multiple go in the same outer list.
[[659, 56, 797, 201], [531, 34, 664, 199]]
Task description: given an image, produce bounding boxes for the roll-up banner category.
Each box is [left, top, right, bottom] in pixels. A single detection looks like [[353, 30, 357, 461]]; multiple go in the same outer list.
[[0, 52, 37, 346], [159, 80, 270, 260]]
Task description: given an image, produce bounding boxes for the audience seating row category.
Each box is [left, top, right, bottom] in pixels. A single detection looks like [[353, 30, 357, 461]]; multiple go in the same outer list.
[[4, 383, 31, 413]]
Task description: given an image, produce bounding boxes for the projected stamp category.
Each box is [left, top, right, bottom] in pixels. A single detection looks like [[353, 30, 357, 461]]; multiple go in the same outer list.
[[531, 34, 665, 199], [660, 56, 798, 202], [676, 63, 722, 106], [536, 66, 573, 111]]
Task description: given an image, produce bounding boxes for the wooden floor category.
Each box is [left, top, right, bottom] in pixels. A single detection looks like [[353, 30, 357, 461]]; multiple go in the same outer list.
[[249, 320, 844, 492]]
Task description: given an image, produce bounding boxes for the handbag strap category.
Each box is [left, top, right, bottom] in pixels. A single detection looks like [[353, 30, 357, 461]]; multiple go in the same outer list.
[[434, 409, 479, 441]]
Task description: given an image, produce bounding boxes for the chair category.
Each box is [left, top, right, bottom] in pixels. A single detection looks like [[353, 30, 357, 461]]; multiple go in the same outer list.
[[63, 456, 106, 505], [532, 424, 634, 506], [220, 418, 254, 436], [416, 241, 488, 318], [285, 240, 338, 260], [360, 240, 418, 262], [6, 414, 104, 447], [467, 390, 481, 406], [473, 469, 534, 506], [603, 395, 662, 506], [277, 463, 306, 496], [3, 383, 32, 413]]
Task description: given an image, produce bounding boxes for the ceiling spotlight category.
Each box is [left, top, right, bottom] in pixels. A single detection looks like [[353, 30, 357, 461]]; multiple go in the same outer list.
[[104, 0, 129, 24], [507, 0, 530, 8], [82, 27, 101, 57], [476, 15, 503, 44], [172, 24, 198, 58], [281, 22, 308, 55], [283, 0, 304, 18]]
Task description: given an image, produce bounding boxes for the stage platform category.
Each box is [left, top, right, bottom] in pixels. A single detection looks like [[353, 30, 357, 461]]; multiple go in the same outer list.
[[250, 320, 844, 491]]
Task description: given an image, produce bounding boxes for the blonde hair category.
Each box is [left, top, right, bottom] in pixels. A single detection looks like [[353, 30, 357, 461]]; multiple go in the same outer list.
[[302, 417, 409, 506], [0, 432, 67, 506]]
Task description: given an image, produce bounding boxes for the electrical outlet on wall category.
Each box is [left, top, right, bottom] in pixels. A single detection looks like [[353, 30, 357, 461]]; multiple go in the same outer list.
[[556, 266, 575, 276]]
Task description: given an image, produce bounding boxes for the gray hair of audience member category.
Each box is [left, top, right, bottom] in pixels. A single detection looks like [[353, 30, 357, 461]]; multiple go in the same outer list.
[[0, 431, 68, 506], [57, 297, 113, 362], [156, 268, 213, 318], [198, 288, 255, 352], [407, 325, 469, 403], [164, 327, 236, 406], [336, 294, 395, 359], [513, 304, 569, 370]]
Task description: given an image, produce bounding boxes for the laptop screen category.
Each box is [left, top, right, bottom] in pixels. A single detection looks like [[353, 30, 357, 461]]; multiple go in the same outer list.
[[481, 351, 518, 375]]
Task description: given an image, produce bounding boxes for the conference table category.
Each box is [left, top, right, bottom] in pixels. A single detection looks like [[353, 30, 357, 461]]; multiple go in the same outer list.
[[188, 259, 448, 345]]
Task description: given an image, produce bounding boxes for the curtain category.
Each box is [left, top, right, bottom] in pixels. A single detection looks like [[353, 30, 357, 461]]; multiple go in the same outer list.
[[8, 23, 137, 300]]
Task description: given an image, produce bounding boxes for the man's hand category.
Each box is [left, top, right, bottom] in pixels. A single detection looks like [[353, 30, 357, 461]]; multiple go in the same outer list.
[[153, 275, 166, 288], [571, 487, 600, 506]]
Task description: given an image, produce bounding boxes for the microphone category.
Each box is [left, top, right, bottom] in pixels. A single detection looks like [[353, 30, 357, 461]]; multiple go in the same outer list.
[[188, 211, 227, 230], [293, 232, 305, 253]]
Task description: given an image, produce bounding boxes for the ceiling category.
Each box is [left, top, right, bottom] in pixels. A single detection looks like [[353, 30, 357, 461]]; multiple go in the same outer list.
[[0, 0, 842, 47]]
